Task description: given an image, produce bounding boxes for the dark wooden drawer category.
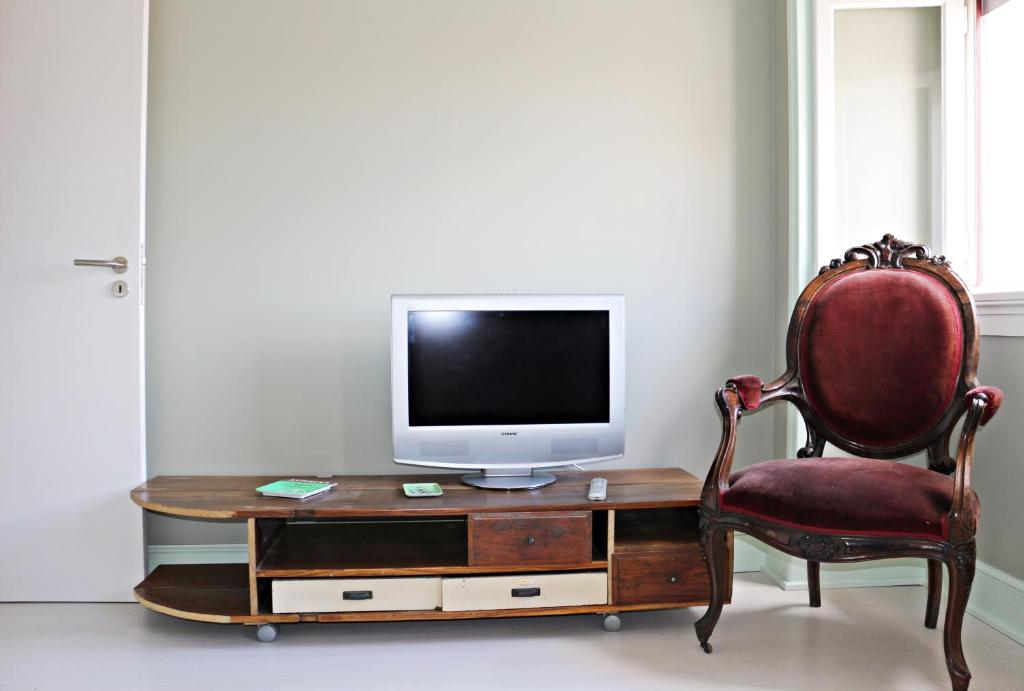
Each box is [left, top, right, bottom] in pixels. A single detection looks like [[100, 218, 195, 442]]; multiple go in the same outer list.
[[612, 547, 711, 604], [468, 511, 592, 567]]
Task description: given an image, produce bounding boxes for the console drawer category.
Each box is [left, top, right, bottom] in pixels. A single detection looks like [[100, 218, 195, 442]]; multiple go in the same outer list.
[[442, 571, 607, 612], [271, 577, 441, 613], [612, 548, 710, 604], [468, 511, 592, 566]]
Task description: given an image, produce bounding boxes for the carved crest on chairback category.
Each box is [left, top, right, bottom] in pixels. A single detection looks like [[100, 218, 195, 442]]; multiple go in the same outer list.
[[819, 233, 950, 274]]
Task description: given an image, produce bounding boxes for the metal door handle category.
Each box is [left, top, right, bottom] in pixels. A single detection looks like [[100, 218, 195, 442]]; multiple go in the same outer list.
[[73, 256, 128, 274]]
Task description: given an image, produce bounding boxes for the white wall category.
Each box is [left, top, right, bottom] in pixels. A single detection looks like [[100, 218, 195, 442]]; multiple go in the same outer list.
[[145, 0, 782, 544]]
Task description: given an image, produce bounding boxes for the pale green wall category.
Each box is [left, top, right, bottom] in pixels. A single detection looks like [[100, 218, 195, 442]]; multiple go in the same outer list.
[[972, 336, 1024, 577], [145, 0, 784, 544]]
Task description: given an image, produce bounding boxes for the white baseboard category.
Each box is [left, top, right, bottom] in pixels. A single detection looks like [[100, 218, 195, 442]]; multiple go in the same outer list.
[[967, 560, 1024, 645], [146, 540, 1024, 646], [760, 545, 927, 590], [733, 534, 767, 572]]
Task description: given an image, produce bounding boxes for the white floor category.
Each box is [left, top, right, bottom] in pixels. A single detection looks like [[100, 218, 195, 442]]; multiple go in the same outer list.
[[1, 573, 1021, 691]]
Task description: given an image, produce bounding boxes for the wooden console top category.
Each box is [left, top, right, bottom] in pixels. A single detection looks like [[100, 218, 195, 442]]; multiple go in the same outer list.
[[131, 468, 702, 519]]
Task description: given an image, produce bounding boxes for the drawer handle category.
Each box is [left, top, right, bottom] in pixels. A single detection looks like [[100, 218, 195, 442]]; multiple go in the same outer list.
[[342, 590, 374, 600], [511, 587, 541, 598], [526, 536, 536, 545], [668, 574, 678, 584]]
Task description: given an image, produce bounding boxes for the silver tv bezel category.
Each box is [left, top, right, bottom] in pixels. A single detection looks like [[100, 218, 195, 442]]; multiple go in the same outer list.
[[391, 294, 625, 471]]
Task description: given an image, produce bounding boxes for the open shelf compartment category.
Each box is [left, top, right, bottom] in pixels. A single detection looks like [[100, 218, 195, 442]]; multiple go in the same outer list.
[[256, 518, 469, 577], [613, 507, 700, 554]]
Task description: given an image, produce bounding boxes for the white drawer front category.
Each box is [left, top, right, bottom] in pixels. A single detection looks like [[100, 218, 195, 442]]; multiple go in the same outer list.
[[442, 572, 607, 612], [272, 577, 442, 614]]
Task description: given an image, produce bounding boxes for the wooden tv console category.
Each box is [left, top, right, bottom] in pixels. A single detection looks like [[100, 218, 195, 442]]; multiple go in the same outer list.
[[130, 468, 731, 640]]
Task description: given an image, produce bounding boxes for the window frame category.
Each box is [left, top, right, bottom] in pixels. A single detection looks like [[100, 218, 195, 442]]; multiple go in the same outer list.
[[972, 0, 1024, 334]]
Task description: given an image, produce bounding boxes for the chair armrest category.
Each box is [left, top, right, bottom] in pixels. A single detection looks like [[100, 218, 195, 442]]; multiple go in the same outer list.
[[965, 386, 1003, 426], [726, 375, 763, 411], [725, 374, 796, 414]]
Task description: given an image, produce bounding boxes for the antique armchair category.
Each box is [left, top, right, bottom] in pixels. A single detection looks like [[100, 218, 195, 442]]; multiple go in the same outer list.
[[695, 235, 1003, 691]]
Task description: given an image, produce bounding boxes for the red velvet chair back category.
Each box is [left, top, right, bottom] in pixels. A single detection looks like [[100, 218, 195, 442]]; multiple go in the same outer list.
[[785, 235, 980, 460]]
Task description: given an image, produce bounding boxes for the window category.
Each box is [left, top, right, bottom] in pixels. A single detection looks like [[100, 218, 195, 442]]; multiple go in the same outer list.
[[973, 0, 1024, 336], [976, 0, 1024, 292], [800, 1, 1020, 335]]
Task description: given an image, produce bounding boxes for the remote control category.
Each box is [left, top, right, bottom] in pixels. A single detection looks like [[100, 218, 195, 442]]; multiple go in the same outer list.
[[588, 477, 608, 501]]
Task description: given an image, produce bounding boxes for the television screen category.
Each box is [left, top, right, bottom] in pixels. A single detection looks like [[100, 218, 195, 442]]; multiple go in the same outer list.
[[407, 310, 610, 427]]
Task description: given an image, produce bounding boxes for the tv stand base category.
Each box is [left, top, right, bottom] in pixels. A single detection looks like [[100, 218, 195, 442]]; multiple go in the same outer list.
[[461, 469, 556, 490]]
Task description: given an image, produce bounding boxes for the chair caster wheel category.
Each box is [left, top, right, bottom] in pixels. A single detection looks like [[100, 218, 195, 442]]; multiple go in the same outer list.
[[602, 614, 622, 632], [700, 641, 712, 654], [256, 623, 279, 642]]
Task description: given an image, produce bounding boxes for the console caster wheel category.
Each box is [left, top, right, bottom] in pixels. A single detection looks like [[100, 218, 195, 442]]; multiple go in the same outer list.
[[256, 624, 279, 642], [602, 614, 622, 632], [700, 641, 712, 654]]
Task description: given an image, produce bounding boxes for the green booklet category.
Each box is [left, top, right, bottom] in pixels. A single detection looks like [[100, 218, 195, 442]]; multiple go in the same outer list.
[[256, 479, 336, 499]]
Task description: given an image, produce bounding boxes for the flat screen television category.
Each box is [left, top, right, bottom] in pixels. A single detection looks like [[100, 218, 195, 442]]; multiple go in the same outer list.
[[391, 294, 625, 489]]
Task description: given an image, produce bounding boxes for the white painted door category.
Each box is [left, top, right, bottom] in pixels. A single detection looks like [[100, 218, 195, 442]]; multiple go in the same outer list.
[[0, 0, 148, 601]]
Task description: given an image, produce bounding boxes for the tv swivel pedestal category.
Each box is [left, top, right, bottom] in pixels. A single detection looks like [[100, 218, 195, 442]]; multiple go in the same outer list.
[[460, 468, 557, 490], [130, 468, 732, 641]]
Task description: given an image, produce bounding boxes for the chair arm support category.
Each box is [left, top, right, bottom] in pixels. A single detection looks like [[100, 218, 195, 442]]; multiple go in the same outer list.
[[948, 392, 996, 540], [700, 383, 744, 511]]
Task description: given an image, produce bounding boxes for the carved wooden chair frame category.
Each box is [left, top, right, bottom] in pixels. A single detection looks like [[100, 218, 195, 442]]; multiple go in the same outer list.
[[695, 235, 1001, 691]]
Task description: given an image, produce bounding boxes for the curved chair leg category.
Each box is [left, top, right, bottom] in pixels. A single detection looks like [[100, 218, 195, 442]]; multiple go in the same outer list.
[[925, 559, 942, 629], [807, 561, 821, 608], [943, 542, 976, 691], [695, 523, 729, 653]]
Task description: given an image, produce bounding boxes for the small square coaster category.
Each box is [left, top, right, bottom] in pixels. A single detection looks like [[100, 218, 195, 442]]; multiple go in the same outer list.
[[403, 482, 443, 498]]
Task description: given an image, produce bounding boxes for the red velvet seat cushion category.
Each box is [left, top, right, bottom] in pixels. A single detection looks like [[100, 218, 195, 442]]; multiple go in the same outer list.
[[722, 458, 978, 540], [798, 269, 963, 448]]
